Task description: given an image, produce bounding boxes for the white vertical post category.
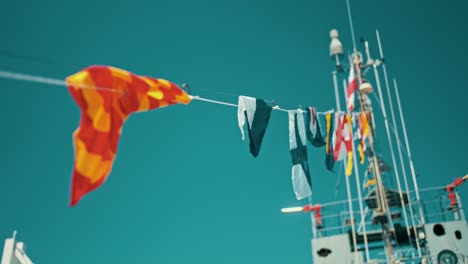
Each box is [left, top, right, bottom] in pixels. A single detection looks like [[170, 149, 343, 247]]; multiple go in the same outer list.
[[1, 231, 17, 264], [333, 71, 359, 263], [343, 78, 370, 261], [372, 62, 412, 243], [393, 78, 425, 225], [455, 191, 465, 221]]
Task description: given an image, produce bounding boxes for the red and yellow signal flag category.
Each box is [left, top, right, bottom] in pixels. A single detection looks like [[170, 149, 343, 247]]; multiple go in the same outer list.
[[66, 65, 191, 206]]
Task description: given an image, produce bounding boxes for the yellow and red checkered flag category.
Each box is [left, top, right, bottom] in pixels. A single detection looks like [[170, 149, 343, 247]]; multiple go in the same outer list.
[[66, 65, 191, 206]]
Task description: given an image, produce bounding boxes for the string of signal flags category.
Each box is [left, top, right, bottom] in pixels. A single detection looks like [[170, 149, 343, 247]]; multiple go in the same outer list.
[[0, 65, 372, 206]]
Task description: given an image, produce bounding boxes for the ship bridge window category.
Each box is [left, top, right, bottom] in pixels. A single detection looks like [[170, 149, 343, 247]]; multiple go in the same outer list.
[[433, 223, 445, 236], [317, 248, 332, 257], [455, 230, 462, 240]]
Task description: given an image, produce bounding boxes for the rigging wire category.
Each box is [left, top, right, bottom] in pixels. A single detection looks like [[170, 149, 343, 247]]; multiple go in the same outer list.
[[371, 92, 411, 159], [0, 69, 321, 114], [189, 95, 238, 107], [333, 165, 344, 201], [281, 184, 450, 211], [0, 49, 84, 70], [0, 70, 121, 93], [0, 52, 307, 112], [345, 0, 357, 53]]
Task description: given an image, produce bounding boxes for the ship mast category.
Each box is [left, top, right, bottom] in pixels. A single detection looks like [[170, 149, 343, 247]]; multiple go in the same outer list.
[[342, 77, 370, 261], [345, 0, 394, 261], [354, 55, 395, 263], [331, 70, 359, 264]]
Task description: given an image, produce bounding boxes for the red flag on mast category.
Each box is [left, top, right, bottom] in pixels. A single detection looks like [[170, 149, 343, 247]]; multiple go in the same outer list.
[[346, 65, 359, 112]]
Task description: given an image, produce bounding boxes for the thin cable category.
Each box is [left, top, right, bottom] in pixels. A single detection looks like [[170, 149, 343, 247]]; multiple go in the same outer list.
[[0, 70, 120, 93], [0, 49, 284, 105], [273, 107, 290, 113], [417, 186, 446, 193], [372, 92, 410, 158], [393, 78, 425, 225], [0, 70, 66, 86], [0, 50, 277, 103], [0, 50, 367, 118], [193, 87, 246, 99], [193, 87, 277, 104], [0, 69, 330, 114], [189, 95, 238, 107], [189, 95, 308, 114], [372, 63, 412, 245], [0, 49, 83, 69], [334, 164, 343, 201], [345, 0, 357, 53], [301, 194, 430, 221], [319, 194, 379, 209]]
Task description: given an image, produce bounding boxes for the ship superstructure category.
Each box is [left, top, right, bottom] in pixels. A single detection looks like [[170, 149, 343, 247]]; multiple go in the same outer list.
[[281, 1, 468, 263]]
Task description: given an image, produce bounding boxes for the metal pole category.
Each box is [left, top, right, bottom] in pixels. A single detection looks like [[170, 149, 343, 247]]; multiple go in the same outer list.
[[343, 78, 370, 261], [353, 58, 387, 214], [352, 55, 393, 263], [309, 197, 317, 238], [333, 71, 359, 263], [393, 78, 425, 225], [375, 30, 422, 257], [456, 191, 465, 221], [372, 62, 412, 245]]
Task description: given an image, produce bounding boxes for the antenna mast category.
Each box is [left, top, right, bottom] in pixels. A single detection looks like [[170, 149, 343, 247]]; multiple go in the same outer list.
[[344, 0, 394, 261], [376, 30, 423, 257], [393, 77, 425, 224]]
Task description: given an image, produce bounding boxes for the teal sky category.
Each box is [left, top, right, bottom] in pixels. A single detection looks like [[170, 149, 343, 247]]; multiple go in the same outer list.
[[1, 0, 467, 263]]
